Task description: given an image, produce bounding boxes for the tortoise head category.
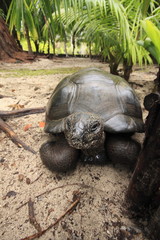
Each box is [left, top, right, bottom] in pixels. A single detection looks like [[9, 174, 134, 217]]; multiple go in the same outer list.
[[64, 112, 105, 149]]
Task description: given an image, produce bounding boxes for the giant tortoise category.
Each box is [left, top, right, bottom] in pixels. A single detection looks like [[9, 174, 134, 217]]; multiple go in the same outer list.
[[40, 68, 144, 172]]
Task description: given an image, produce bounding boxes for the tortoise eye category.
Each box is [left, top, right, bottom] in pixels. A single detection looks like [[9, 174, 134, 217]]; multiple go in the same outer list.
[[90, 122, 100, 132]]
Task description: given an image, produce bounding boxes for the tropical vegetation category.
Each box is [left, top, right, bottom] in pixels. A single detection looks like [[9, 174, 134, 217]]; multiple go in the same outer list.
[[138, 19, 160, 65], [0, 0, 160, 79]]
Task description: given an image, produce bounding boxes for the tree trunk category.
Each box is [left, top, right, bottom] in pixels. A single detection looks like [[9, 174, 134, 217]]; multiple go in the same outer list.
[[88, 42, 92, 59], [12, 28, 23, 50], [127, 66, 160, 206], [52, 40, 55, 56], [127, 98, 160, 206], [25, 24, 33, 55], [108, 51, 120, 76], [34, 40, 39, 53], [64, 35, 68, 57], [0, 17, 34, 62], [123, 59, 133, 81], [42, 41, 45, 53], [47, 39, 50, 55], [72, 32, 76, 56], [127, 67, 160, 239], [109, 62, 119, 75]]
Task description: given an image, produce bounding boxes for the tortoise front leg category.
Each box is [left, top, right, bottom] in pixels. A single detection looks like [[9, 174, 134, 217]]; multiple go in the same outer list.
[[105, 134, 141, 168], [40, 135, 80, 172]]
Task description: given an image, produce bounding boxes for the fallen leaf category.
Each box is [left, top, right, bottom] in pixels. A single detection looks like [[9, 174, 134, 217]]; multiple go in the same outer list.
[[18, 174, 25, 182], [26, 178, 31, 184], [11, 162, 16, 167], [39, 121, 45, 128], [0, 158, 5, 163], [6, 191, 17, 198], [24, 124, 32, 131]]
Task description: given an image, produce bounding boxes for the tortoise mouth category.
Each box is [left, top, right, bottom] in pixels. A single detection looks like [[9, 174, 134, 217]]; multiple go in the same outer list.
[[67, 137, 101, 149]]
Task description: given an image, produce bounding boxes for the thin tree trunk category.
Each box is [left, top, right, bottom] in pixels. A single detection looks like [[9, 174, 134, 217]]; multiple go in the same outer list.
[[25, 24, 33, 55], [34, 40, 39, 53], [108, 51, 120, 76], [109, 62, 119, 75], [12, 28, 23, 50], [64, 35, 68, 57], [88, 42, 92, 59], [72, 32, 76, 56], [123, 59, 133, 81], [52, 40, 55, 56], [47, 39, 50, 54], [42, 41, 45, 53]]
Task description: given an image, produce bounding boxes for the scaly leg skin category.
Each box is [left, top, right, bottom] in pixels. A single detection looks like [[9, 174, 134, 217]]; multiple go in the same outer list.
[[105, 134, 141, 169], [39, 136, 80, 172], [81, 147, 108, 165]]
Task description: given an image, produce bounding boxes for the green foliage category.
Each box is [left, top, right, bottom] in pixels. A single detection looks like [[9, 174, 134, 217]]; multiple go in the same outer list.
[[7, 0, 38, 39], [2, 0, 160, 75], [0, 9, 5, 18], [138, 20, 160, 64], [59, 0, 156, 70]]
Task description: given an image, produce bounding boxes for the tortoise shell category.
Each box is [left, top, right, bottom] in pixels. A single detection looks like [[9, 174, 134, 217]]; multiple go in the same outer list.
[[45, 68, 143, 134]]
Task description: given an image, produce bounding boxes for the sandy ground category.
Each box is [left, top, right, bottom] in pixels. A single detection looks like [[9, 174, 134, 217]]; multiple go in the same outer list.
[[0, 57, 157, 240]]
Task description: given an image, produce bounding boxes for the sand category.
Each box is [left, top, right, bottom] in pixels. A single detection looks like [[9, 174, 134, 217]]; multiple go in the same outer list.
[[0, 57, 157, 240]]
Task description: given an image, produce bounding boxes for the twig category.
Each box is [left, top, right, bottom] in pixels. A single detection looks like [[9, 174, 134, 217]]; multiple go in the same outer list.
[[35, 183, 79, 199], [0, 107, 45, 153], [0, 94, 15, 99], [20, 197, 80, 240], [0, 118, 36, 154], [16, 183, 89, 210], [28, 198, 42, 233], [30, 173, 43, 184], [16, 181, 109, 211], [0, 107, 45, 120]]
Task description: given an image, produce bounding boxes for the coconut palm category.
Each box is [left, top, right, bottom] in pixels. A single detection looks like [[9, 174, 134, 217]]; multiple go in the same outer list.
[[62, 0, 159, 79], [6, 0, 39, 54], [6, 0, 67, 55], [2, 0, 160, 76]]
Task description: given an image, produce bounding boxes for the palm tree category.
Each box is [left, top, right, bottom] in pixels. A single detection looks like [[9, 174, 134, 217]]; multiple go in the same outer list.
[[0, 0, 32, 62], [6, 0, 64, 55], [6, 0, 39, 54], [62, 0, 159, 79], [2, 0, 160, 73]]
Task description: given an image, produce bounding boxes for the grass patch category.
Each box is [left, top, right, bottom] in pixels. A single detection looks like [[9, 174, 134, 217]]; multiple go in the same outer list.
[[0, 67, 82, 78]]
